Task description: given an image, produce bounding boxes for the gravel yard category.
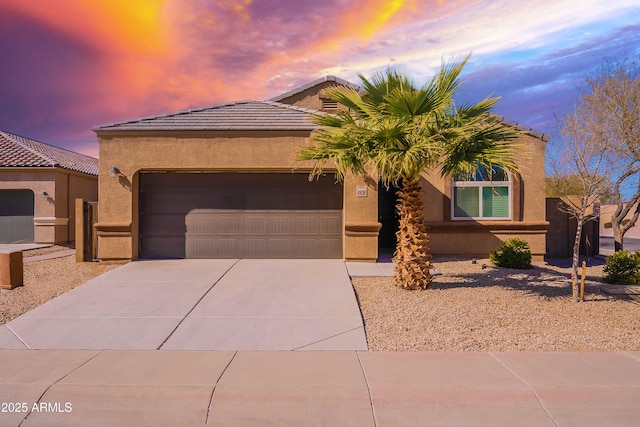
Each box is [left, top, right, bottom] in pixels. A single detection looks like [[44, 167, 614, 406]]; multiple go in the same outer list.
[[1, 247, 118, 325], [352, 258, 640, 352]]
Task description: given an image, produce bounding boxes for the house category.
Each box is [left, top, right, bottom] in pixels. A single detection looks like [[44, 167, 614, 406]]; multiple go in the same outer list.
[[0, 131, 98, 244], [93, 76, 548, 262]]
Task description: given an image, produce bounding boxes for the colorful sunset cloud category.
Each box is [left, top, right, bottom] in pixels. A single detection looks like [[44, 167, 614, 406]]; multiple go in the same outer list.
[[0, 0, 639, 157]]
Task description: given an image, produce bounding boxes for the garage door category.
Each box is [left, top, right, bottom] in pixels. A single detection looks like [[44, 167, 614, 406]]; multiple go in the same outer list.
[[0, 190, 34, 243], [139, 172, 343, 259]]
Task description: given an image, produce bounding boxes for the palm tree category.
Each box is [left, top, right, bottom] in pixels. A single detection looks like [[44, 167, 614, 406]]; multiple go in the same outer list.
[[297, 55, 519, 290]]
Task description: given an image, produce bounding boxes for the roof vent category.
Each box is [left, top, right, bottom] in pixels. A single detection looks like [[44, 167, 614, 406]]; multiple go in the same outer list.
[[321, 99, 338, 110]]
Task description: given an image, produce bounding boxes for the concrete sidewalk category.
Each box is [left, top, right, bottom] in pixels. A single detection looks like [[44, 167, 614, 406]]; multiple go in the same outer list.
[[1, 259, 367, 351], [1, 350, 639, 426]]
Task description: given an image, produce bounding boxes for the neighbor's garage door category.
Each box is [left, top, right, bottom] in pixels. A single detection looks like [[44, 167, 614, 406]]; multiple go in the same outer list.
[[139, 172, 343, 259], [0, 190, 34, 243]]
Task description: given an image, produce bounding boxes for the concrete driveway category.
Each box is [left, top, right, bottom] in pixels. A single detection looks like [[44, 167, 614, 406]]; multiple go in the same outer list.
[[0, 259, 367, 351]]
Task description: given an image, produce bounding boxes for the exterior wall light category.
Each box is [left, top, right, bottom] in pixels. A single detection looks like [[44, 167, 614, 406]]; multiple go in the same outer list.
[[42, 191, 49, 198], [110, 166, 120, 178]]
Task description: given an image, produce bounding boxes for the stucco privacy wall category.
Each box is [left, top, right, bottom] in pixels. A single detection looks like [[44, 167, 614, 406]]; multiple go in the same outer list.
[[0, 169, 97, 243], [95, 131, 378, 261]]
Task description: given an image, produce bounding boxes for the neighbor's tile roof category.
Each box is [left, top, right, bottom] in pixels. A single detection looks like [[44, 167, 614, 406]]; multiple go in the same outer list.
[[93, 100, 325, 132], [0, 131, 98, 175]]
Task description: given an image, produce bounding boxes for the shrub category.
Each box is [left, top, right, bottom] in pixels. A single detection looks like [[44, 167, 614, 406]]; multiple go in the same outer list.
[[603, 250, 640, 285], [490, 238, 532, 269]]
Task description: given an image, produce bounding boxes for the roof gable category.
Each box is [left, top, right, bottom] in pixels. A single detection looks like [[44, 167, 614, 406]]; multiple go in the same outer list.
[[270, 75, 360, 103], [94, 100, 324, 133], [0, 131, 98, 175]]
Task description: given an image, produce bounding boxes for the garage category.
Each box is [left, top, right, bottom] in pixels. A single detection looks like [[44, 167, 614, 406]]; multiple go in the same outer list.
[[139, 172, 343, 259], [0, 189, 34, 243]]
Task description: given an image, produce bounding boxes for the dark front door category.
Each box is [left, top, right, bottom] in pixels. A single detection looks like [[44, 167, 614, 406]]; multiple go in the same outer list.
[[378, 182, 399, 255]]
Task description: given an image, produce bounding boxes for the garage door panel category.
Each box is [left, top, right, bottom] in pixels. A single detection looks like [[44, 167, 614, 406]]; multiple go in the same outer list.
[[143, 236, 186, 258], [140, 173, 343, 259], [244, 216, 266, 235], [0, 190, 34, 243], [188, 238, 239, 258], [243, 239, 269, 258]]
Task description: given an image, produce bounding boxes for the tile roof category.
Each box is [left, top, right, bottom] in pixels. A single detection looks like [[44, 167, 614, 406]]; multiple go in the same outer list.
[[93, 100, 324, 132], [93, 75, 549, 143], [493, 115, 550, 142], [269, 75, 361, 102], [0, 131, 98, 175]]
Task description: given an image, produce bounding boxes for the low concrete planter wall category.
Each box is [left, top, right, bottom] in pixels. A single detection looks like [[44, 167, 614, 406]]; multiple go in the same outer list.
[[600, 284, 640, 301]]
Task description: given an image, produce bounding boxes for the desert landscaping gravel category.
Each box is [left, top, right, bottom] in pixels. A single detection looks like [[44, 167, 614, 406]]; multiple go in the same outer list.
[[352, 258, 640, 352], [1, 248, 118, 325]]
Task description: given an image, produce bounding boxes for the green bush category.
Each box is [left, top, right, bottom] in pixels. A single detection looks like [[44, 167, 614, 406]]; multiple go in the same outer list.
[[490, 238, 532, 269], [603, 250, 640, 285]]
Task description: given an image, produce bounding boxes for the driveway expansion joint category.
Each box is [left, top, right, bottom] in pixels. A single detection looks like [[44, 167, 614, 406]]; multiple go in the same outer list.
[[489, 352, 560, 427], [156, 259, 240, 350]]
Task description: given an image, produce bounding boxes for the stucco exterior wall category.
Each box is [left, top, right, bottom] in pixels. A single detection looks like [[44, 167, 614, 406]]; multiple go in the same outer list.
[[421, 133, 548, 260], [277, 81, 338, 111], [96, 131, 378, 261], [96, 128, 547, 262], [0, 169, 97, 243]]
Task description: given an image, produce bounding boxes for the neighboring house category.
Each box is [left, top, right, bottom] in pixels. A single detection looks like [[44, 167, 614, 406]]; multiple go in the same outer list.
[[0, 131, 98, 244], [599, 203, 640, 240], [93, 76, 548, 262]]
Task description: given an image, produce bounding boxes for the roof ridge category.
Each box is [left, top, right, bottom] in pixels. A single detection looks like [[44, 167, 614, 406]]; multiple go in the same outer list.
[[258, 99, 325, 115], [93, 100, 264, 130], [269, 75, 360, 102], [94, 100, 326, 133], [492, 114, 550, 142], [0, 131, 58, 167]]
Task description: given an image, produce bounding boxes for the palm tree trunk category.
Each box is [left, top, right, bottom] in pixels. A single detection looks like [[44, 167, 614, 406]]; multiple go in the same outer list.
[[392, 179, 432, 289]]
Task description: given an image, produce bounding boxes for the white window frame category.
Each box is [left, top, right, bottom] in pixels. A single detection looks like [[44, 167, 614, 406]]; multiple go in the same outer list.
[[451, 170, 512, 220]]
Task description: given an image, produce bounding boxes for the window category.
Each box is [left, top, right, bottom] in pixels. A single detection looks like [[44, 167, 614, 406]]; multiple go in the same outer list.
[[452, 164, 511, 220]]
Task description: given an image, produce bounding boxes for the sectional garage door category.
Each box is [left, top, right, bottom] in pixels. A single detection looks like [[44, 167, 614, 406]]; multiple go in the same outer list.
[[0, 190, 34, 243], [139, 172, 343, 259]]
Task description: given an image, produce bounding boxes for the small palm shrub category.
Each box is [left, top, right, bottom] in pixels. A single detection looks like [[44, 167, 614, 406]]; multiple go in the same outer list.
[[603, 250, 640, 285], [490, 238, 532, 269]]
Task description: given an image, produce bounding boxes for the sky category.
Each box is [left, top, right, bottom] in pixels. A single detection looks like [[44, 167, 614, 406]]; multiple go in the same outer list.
[[1, 0, 639, 158]]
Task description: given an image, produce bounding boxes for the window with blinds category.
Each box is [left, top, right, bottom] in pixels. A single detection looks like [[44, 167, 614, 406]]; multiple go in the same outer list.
[[452, 164, 511, 220]]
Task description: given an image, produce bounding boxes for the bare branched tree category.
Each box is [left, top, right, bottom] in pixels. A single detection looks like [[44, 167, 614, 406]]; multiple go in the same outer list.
[[580, 61, 640, 251], [548, 109, 616, 302]]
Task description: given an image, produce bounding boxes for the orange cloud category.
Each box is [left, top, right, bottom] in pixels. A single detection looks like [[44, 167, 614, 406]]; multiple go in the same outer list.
[[1, 0, 170, 56]]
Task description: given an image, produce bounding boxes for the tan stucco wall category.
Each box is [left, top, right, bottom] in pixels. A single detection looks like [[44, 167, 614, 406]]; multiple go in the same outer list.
[[599, 203, 640, 239], [96, 131, 379, 261], [0, 169, 97, 243], [96, 128, 548, 261], [277, 81, 337, 110], [421, 133, 548, 260]]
